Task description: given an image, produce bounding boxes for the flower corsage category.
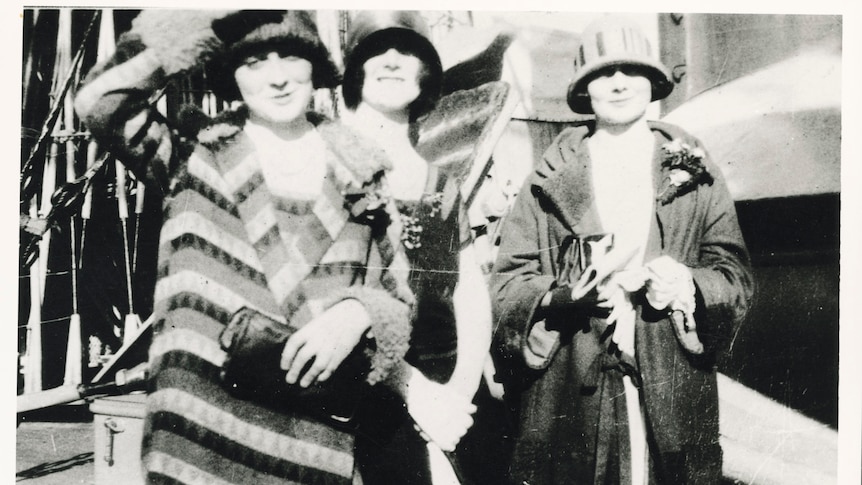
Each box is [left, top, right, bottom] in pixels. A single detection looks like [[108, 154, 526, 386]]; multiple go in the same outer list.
[[656, 139, 714, 205], [397, 192, 444, 250], [342, 171, 393, 227], [400, 213, 423, 250]]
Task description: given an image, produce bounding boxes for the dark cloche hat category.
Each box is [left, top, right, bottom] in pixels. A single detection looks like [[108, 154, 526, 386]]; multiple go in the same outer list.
[[208, 10, 341, 100], [341, 10, 443, 118]]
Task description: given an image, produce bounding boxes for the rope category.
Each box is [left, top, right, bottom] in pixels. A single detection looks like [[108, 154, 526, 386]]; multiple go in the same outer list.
[[17, 315, 90, 329], [21, 10, 100, 203]]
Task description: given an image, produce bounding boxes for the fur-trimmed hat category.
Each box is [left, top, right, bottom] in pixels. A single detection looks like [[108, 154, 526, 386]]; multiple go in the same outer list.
[[208, 10, 340, 99], [341, 10, 442, 120], [566, 15, 673, 114], [130, 10, 340, 100]]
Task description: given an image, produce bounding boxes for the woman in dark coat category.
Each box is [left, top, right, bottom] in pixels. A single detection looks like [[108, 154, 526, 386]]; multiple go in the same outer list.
[[491, 15, 754, 485], [339, 10, 492, 484]]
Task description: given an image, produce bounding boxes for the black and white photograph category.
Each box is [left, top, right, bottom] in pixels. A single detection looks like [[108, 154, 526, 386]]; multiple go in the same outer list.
[[10, 3, 859, 484]]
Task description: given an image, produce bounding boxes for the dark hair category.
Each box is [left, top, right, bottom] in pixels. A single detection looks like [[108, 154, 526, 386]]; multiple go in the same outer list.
[[204, 11, 340, 102], [342, 28, 442, 122], [206, 39, 339, 101]]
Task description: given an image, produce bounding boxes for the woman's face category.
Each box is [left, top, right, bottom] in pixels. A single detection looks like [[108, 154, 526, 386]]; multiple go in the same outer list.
[[360, 48, 423, 115], [234, 51, 314, 125], [587, 66, 653, 126]]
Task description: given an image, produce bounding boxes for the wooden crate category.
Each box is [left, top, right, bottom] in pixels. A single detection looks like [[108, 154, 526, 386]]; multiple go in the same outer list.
[[90, 393, 147, 485]]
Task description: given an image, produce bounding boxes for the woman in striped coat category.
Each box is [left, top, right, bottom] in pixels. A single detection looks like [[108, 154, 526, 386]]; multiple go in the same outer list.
[[76, 10, 426, 484]]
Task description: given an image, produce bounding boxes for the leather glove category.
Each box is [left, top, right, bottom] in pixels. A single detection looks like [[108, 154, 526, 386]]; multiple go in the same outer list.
[[542, 283, 612, 319]]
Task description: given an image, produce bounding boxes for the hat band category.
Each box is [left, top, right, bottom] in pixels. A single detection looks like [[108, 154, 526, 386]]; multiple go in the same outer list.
[[576, 27, 653, 69]]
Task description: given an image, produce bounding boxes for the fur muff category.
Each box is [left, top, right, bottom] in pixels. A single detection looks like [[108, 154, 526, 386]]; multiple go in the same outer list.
[[130, 9, 234, 75], [129, 9, 340, 90]]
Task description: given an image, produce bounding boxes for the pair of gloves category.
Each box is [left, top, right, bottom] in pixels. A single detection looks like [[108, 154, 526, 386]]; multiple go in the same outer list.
[[546, 255, 704, 355]]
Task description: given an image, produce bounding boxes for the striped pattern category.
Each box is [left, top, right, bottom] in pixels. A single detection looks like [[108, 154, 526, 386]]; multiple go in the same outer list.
[[145, 120, 414, 484], [77, 40, 413, 484], [575, 23, 653, 71], [416, 82, 509, 186], [415, 81, 511, 217]]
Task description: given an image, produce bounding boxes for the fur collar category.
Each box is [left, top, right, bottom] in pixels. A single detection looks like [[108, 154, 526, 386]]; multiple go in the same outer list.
[[186, 104, 391, 187]]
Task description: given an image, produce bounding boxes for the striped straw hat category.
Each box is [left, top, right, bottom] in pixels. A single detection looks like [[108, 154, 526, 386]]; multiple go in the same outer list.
[[566, 15, 673, 114]]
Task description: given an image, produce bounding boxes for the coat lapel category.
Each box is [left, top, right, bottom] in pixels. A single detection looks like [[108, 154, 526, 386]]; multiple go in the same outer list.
[[535, 125, 595, 233], [537, 123, 683, 257], [648, 130, 672, 259], [203, 115, 393, 321]]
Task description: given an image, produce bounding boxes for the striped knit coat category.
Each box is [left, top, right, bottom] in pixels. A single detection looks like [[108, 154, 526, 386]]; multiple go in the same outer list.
[[75, 37, 415, 485]]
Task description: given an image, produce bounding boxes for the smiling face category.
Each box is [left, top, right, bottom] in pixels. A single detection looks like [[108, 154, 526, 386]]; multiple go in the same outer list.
[[360, 48, 423, 115], [586, 66, 653, 127], [234, 50, 315, 125]]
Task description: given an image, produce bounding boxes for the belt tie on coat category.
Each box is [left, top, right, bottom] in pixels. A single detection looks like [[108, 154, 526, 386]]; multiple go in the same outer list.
[[583, 351, 642, 390], [585, 351, 642, 484]]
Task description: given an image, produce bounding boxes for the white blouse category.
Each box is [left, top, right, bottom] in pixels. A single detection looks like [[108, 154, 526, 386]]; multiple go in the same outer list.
[[244, 120, 328, 200], [588, 128, 655, 485], [588, 129, 656, 270]]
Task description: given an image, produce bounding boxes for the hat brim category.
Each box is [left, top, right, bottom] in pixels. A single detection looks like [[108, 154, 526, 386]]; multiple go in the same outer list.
[[342, 28, 443, 118], [566, 58, 673, 114]]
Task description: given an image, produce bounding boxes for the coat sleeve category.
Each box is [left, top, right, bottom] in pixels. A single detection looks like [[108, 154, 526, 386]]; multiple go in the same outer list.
[[490, 182, 560, 371], [318, 284, 413, 387], [74, 33, 187, 196], [688, 153, 756, 354]]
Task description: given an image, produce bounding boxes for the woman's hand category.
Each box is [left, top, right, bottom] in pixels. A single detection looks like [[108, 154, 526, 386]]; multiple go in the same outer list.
[[280, 299, 371, 388], [405, 368, 477, 452], [644, 256, 704, 354], [644, 255, 696, 313], [539, 283, 614, 320]]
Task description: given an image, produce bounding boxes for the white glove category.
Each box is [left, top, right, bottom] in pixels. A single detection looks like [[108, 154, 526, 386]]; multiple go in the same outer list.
[[405, 369, 476, 452], [427, 441, 461, 485], [600, 269, 648, 357], [644, 256, 704, 354], [644, 256, 695, 313]]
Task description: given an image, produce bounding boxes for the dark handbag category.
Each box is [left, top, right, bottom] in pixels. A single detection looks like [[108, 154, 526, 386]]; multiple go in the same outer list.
[[218, 307, 373, 430]]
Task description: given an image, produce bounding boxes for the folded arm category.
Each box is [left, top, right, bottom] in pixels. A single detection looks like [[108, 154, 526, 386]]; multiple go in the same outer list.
[[447, 243, 493, 399], [75, 34, 181, 195]]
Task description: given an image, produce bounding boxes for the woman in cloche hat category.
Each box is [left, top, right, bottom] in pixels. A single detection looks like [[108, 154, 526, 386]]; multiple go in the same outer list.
[[339, 10, 492, 485], [76, 10, 419, 484], [491, 14, 754, 484]]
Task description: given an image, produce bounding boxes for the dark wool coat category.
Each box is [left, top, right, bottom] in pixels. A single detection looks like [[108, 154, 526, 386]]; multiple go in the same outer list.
[[491, 121, 754, 485], [76, 36, 415, 484], [353, 153, 474, 485]]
